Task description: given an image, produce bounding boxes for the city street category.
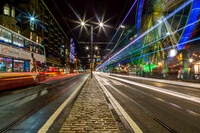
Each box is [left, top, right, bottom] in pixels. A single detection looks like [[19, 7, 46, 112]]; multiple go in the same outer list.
[[0, 74, 89, 133], [95, 72, 200, 133], [0, 0, 200, 132]]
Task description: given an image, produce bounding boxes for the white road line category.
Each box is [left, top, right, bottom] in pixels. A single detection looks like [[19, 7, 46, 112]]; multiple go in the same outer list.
[[110, 73, 200, 89], [94, 73, 143, 133], [102, 74, 200, 118], [38, 75, 89, 133], [106, 75, 200, 104]]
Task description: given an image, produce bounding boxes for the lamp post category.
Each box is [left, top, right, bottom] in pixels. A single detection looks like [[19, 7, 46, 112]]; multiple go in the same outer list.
[[81, 21, 103, 78], [81, 22, 93, 78], [90, 25, 93, 78]]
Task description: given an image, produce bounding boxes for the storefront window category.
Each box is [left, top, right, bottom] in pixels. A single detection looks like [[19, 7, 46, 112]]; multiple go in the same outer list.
[[0, 57, 12, 72]]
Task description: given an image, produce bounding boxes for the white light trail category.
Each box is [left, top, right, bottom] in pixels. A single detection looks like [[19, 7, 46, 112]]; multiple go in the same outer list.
[[98, 0, 194, 70], [104, 74, 200, 104]]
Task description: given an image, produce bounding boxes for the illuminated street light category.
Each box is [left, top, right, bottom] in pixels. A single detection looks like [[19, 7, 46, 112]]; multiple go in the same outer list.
[[189, 58, 193, 62], [80, 21, 104, 77], [99, 22, 104, 27], [95, 46, 98, 50], [30, 17, 35, 21], [81, 21, 85, 26], [86, 46, 89, 50], [168, 48, 177, 57]]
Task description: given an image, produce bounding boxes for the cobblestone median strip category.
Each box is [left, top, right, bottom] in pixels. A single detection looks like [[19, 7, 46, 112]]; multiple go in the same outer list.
[[59, 77, 120, 133]]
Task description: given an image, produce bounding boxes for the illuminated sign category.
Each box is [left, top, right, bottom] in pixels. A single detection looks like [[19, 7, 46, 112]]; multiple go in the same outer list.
[[70, 38, 75, 63]]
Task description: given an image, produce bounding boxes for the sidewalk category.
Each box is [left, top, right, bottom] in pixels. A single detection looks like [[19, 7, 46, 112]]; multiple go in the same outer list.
[[59, 77, 120, 133]]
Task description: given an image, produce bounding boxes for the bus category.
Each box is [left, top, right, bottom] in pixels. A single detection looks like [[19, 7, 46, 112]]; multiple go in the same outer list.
[[0, 24, 46, 72], [0, 25, 46, 90]]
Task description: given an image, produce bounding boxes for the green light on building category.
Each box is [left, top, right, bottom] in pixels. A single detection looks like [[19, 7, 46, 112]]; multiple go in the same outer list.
[[143, 64, 157, 72]]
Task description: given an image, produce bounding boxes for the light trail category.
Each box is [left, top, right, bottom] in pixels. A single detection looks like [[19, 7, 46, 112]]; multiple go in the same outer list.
[[133, 36, 200, 60], [105, 0, 138, 50], [99, 18, 200, 68], [112, 36, 200, 65], [98, 0, 193, 70], [103, 74, 200, 104], [110, 73, 200, 89], [112, 19, 200, 64]]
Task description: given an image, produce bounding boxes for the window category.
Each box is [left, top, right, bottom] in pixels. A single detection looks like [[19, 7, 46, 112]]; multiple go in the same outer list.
[[24, 40, 30, 51], [38, 45, 44, 55], [13, 34, 24, 47], [11, 7, 15, 17], [30, 21, 34, 31], [3, 4, 10, 16], [30, 32, 32, 40], [13, 59, 24, 72], [0, 27, 12, 44], [36, 36, 39, 43], [0, 57, 12, 72]]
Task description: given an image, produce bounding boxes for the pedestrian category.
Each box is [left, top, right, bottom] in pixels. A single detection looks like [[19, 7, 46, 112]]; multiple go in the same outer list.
[[31, 53, 37, 72], [162, 69, 165, 78], [177, 69, 181, 79]]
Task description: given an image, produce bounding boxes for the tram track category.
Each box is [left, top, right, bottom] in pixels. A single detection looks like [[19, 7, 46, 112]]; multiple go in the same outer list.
[[96, 74, 179, 133], [0, 75, 82, 133]]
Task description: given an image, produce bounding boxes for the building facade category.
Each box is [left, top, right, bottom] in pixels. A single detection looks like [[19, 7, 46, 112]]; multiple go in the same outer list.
[[0, 0, 70, 71]]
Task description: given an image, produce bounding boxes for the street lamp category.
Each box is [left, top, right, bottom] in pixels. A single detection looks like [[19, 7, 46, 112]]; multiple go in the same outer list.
[[99, 22, 104, 27], [80, 21, 104, 78], [81, 21, 85, 26], [86, 46, 89, 50], [30, 17, 35, 21], [80, 22, 93, 78], [168, 48, 177, 57], [95, 46, 98, 50], [189, 58, 193, 63]]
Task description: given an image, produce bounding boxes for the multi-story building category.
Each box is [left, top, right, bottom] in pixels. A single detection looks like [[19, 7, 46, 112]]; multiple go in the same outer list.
[[0, 4, 21, 34], [0, 0, 70, 70]]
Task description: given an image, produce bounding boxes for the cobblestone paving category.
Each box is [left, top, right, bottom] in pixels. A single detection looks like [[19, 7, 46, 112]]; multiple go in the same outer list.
[[59, 77, 119, 133]]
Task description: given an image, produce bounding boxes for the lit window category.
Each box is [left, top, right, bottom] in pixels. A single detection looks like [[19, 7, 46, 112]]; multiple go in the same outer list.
[[11, 7, 15, 17], [30, 32, 33, 40], [3, 4, 10, 16], [36, 36, 38, 43]]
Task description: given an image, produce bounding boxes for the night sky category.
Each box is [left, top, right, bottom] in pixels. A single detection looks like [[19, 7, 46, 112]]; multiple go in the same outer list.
[[43, 0, 137, 59]]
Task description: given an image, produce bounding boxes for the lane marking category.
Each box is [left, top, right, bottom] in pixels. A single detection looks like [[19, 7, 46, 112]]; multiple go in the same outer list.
[[38, 75, 89, 133], [105, 75, 200, 104], [101, 74, 200, 117], [100, 74, 200, 120], [110, 73, 200, 89], [94, 74, 143, 133]]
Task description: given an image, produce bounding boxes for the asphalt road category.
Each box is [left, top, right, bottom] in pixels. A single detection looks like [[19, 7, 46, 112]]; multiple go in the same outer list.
[[0, 73, 89, 133], [95, 73, 200, 133]]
